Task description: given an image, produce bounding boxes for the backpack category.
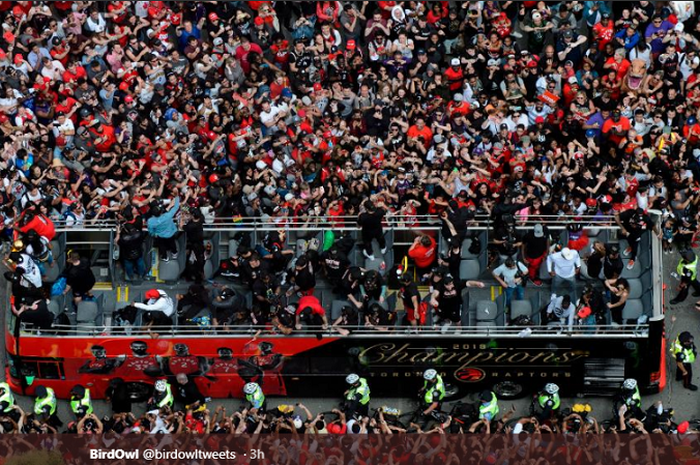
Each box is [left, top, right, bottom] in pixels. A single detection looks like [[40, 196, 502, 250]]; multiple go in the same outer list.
[[468, 234, 482, 255], [511, 315, 533, 326]]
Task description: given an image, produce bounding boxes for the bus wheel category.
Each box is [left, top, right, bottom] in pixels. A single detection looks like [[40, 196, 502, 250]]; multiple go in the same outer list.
[[492, 381, 525, 399], [443, 383, 462, 401], [128, 382, 152, 402]]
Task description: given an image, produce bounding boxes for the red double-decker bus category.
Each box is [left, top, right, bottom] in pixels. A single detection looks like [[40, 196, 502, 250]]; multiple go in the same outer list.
[[5, 218, 667, 401]]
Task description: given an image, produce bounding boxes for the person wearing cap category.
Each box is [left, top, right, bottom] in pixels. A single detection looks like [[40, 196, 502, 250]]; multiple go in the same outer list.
[[243, 382, 266, 415], [133, 288, 174, 327], [546, 247, 581, 301], [522, 224, 550, 286], [0, 382, 15, 418], [557, 28, 587, 65], [521, 10, 553, 52], [343, 374, 370, 418], [69, 384, 93, 419], [673, 331, 698, 391], [614, 378, 644, 422], [532, 383, 560, 421], [34, 385, 61, 427], [670, 250, 700, 305], [420, 369, 446, 417], [148, 379, 174, 411], [478, 390, 500, 422]]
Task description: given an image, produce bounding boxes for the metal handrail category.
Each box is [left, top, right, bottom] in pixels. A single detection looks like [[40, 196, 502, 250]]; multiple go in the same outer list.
[[20, 323, 650, 338]]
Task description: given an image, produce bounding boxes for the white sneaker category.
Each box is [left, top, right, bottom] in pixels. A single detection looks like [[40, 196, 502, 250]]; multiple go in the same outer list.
[[171, 252, 178, 259], [381, 247, 387, 254], [511, 31, 523, 38], [363, 250, 375, 261]]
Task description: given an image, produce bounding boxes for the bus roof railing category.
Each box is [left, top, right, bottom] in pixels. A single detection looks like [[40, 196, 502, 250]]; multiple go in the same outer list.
[[49, 214, 622, 232], [19, 323, 650, 338]]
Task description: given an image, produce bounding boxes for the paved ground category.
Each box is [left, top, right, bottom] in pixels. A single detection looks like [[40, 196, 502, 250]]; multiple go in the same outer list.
[[2, 247, 699, 426]]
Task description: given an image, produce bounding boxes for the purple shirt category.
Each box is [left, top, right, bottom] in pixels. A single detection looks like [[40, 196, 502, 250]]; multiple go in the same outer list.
[[645, 20, 673, 53], [585, 112, 606, 138]]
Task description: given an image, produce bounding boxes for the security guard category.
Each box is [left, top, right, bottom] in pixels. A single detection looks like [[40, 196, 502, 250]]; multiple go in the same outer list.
[[478, 390, 500, 421], [533, 383, 560, 421], [0, 382, 15, 414], [34, 385, 61, 427], [671, 250, 700, 304], [420, 369, 446, 415], [614, 378, 644, 421], [244, 382, 266, 414], [344, 373, 370, 418], [149, 380, 174, 411], [69, 384, 94, 419], [673, 331, 698, 391]]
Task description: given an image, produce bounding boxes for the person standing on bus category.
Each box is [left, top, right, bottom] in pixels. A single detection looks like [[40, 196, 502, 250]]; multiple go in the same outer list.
[[147, 196, 181, 262], [670, 250, 700, 305], [344, 373, 370, 418], [478, 390, 500, 422], [533, 383, 560, 421], [408, 235, 437, 280], [398, 272, 423, 327], [62, 252, 96, 308], [358, 200, 387, 261], [69, 384, 93, 419], [148, 380, 174, 411], [521, 223, 550, 286], [174, 373, 207, 410], [492, 257, 528, 312], [615, 207, 656, 270], [243, 382, 266, 415], [673, 331, 698, 391], [33, 385, 61, 428], [420, 369, 446, 416], [547, 247, 581, 302]]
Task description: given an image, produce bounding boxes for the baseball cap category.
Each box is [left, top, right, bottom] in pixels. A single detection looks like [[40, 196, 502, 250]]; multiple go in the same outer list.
[[487, 58, 499, 67], [208, 12, 219, 22], [527, 60, 538, 68], [13, 53, 22, 64], [124, 95, 134, 103], [451, 58, 460, 66], [562, 247, 574, 260], [313, 82, 322, 92], [213, 37, 223, 46], [535, 116, 545, 124], [532, 12, 542, 20], [254, 16, 264, 26], [533, 224, 544, 238], [417, 48, 426, 55], [145, 289, 160, 299], [678, 421, 690, 434], [347, 39, 356, 50], [568, 76, 578, 84], [585, 129, 596, 138]]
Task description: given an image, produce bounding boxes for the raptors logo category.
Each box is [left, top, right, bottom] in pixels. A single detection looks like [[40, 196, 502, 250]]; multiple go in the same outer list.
[[454, 367, 486, 383]]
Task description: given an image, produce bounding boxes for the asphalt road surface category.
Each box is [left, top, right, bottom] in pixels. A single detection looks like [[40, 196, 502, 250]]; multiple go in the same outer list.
[[2, 249, 699, 427]]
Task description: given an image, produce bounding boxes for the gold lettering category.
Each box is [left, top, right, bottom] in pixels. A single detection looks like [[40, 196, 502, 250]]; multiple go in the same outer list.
[[507, 353, 531, 363]]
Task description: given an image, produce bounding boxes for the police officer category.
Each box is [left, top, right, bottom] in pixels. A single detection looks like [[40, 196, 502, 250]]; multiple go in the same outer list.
[[420, 369, 446, 416], [673, 331, 698, 391], [0, 382, 16, 419], [149, 380, 174, 411], [34, 385, 61, 427], [69, 384, 94, 419], [478, 390, 500, 421], [533, 383, 560, 421], [244, 382, 266, 415], [671, 250, 700, 304], [344, 373, 370, 418], [614, 378, 644, 421]]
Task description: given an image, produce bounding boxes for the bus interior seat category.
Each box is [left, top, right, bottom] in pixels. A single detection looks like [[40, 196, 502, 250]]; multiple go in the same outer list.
[[43, 263, 60, 283], [622, 300, 644, 323], [627, 279, 643, 299], [475, 300, 498, 322], [459, 260, 481, 280], [510, 300, 533, 319], [158, 259, 181, 282]]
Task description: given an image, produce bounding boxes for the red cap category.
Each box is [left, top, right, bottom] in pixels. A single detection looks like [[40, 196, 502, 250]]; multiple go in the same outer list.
[[207, 131, 216, 140], [254, 16, 264, 26], [535, 116, 545, 124], [323, 131, 332, 139], [119, 82, 129, 91], [0, 114, 7, 123], [347, 39, 356, 50], [13, 54, 22, 64], [2, 31, 14, 44], [585, 198, 597, 208], [313, 82, 322, 92], [208, 12, 219, 22], [678, 421, 690, 434], [208, 174, 220, 184], [124, 95, 134, 103], [297, 109, 306, 118], [0, 49, 5, 60], [145, 289, 160, 299], [527, 60, 538, 68]]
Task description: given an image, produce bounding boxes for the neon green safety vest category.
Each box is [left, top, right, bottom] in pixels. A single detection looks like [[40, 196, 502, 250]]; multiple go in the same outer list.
[[34, 388, 57, 416], [0, 382, 14, 413], [625, 386, 641, 408], [246, 387, 265, 408], [423, 375, 446, 405], [672, 337, 697, 363], [677, 257, 698, 281], [346, 378, 371, 405], [70, 388, 93, 416], [538, 393, 561, 410], [157, 383, 174, 409], [479, 392, 500, 420]]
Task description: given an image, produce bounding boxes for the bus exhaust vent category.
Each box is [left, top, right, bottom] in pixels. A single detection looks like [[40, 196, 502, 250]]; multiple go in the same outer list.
[[582, 358, 625, 396]]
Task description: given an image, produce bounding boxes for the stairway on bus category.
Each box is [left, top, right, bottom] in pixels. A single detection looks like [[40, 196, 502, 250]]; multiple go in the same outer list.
[[581, 358, 626, 396]]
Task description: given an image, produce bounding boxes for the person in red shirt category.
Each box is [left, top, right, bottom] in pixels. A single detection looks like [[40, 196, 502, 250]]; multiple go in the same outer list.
[[603, 48, 630, 81], [602, 109, 631, 145], [62, 61, 87, 84], [407, 118, 433, 146], [90, 122, 117, 152], [295, 294, 328, 337], [408, 235, 437, 276], [592, 13, 614, 50], [444, 57, 464, 91], [234, 36, 264, 74]]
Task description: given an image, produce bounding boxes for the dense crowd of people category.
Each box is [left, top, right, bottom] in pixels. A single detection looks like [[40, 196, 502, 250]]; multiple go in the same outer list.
[[3, 0, 700, 445]]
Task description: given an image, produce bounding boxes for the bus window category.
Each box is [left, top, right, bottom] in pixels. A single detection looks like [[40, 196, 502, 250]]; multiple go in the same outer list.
[[38, 362, 62, 380]]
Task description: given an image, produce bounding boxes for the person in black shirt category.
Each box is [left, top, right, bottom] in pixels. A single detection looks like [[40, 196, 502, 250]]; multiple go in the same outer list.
[[338, 266, 365, 309], [63, 252, 96, 307], [181, 208, 205, 283], [105, 378, 131, 415], [521, 223, 550, 286], [364, 302, 395, 331], [585, 241, 606, 280], [174, 373, 206, 410], [358, 200, 386, 261], [287, 254, 316, 296], [12, 298, 53, 330], [116, 220, 147, 282], [434, 275, 464, 327], [176, 283, 211, 322], [398, 273, 422, 327], [603, 244, 624, 280], [252, 272, 281, 324], [438, 236, 462, 279], [615, 207, 657, 269], [241, 253, 269, 286], [321, 246, 350, 289]]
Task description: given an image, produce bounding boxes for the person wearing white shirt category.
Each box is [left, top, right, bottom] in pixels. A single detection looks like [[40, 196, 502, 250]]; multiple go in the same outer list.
[[133, 289, 174, 327], [547, 247, 581, 301], [545, 294, 576, 329]]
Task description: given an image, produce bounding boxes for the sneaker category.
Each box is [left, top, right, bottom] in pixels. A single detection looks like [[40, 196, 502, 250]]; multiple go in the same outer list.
[[381, 247, 387, 254], [171, 252, 178, 259], [626, 259, 635, 270], [362, 249, 373, 260], [670, 298, 683, 305], [366, 254, 376, 261], [161, 256, 170, 262], [686, 384, 699, 391], [622, 247, 632, 257]]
